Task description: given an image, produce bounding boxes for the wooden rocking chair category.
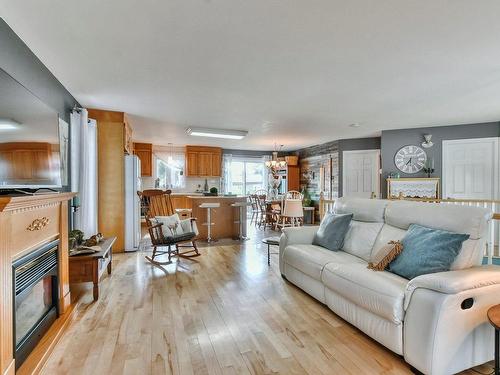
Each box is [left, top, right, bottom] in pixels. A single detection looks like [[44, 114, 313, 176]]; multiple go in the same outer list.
[[139, 190, 200, 265]]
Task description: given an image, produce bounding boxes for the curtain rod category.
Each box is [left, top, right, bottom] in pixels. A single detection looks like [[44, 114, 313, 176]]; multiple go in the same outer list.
[[71, 105, 85, 113]]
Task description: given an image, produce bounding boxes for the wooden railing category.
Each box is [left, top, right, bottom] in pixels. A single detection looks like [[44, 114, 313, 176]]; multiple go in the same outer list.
[[318, 194, 500, 263], [318, 192, 335, 220]]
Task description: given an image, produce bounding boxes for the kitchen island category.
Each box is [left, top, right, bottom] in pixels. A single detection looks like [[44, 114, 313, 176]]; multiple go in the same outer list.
[[187, 196, 248, 240]]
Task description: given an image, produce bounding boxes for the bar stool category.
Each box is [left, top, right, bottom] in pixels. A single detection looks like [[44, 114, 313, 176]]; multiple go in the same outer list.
[[199, 202, 220, 242], [231, 201, 252, 240]]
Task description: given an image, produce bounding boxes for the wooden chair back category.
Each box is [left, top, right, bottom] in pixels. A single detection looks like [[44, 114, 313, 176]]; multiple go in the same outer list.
[[138, 189, 171, 216], [138, 189, 175, 217], [254, 189, 268, 198], [285, 190, 303, 200], [248, 194, 259, 212], [148, 193, 175, 217]]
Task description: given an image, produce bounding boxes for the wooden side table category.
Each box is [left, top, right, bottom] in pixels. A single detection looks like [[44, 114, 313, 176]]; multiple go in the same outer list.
[[69, 237, 116, 301], [488, 304, 500, 375]]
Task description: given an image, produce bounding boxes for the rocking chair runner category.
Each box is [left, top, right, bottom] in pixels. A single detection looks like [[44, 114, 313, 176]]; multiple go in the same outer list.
[[139, 190, 200, 265]]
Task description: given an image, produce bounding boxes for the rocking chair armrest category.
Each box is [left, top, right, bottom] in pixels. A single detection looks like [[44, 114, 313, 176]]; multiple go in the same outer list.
[[148, 222, 163, 230]]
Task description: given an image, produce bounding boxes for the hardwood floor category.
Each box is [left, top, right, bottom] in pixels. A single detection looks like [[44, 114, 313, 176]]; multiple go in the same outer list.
[[41, 224, 493, 375]]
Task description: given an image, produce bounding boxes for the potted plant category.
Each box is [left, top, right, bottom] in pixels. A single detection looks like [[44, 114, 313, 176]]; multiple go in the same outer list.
[[302, 188, 313, 207], [210, 187, 218, 195]]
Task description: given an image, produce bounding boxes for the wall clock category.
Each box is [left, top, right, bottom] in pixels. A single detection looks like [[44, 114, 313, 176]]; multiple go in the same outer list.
[[394, 145, 427, 174]]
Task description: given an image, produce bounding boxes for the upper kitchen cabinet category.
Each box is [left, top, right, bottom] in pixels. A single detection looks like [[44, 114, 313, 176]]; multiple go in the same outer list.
[[133, 142, 153, 177], [185, 146, 222, 177]]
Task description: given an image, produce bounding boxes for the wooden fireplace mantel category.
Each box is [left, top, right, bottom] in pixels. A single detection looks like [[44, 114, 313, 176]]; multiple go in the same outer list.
[[0, 192, 76, 375]]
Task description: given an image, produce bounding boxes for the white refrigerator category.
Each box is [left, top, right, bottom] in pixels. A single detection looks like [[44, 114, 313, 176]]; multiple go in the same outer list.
[[124, 155, 141, 251]]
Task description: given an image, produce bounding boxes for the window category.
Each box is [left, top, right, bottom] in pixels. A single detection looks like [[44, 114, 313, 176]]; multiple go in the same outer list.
[[155, 152, 186, 189], [226, 157, 266, 194]]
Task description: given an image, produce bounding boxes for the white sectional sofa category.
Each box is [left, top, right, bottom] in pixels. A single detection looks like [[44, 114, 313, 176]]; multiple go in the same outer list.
[[279, 197, 500, 375]]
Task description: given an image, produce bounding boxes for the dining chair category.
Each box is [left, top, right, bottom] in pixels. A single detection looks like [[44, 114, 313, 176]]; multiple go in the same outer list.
[[248, 194, 260, 225], [284, 190, 303, 200], [276, 198, 304, 230]]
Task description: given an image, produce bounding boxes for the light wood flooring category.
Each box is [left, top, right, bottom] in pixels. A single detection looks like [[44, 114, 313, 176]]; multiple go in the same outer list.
[[41, 225, 493, 375]]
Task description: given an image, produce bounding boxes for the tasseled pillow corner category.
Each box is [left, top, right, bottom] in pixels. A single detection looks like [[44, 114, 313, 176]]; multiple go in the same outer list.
[[368, 240, 404, 271]]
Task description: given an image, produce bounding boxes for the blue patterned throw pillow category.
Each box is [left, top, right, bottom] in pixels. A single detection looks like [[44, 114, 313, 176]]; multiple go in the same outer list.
[[388, 224, 470, 279]]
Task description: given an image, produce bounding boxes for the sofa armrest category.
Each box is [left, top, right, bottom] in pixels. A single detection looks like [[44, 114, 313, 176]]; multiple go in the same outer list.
[[279, 226, 319, 273], [404, 265, 500, 309], [403, 265, 500, 374]]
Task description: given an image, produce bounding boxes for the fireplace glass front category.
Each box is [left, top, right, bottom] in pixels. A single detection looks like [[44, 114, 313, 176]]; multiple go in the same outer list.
[[13, 240, 59, 369]]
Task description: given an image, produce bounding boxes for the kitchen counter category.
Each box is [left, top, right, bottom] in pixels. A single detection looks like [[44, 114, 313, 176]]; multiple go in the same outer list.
[[188, 195, 248, 240]]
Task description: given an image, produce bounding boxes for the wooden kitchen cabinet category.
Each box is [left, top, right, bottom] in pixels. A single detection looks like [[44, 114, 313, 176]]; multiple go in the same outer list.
[[287, 165, 300, 191], [198, 152, 213, 176], [211, 152, 222, 176], [186, 151, 198, 176], [170, 195, 191, 210], [133, 142, 153, 177], [185, 146, 222, 177]]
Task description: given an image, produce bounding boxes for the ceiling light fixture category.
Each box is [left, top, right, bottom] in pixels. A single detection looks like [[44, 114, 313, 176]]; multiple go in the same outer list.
[[0, 118, 20, 130], [349, 123, 361, 128], [186, 127, 248, 140], [265, 143, 287, 171]]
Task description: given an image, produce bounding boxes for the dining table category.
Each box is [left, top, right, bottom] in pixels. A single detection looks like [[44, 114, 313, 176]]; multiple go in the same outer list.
[[263, 199, 315, 227]]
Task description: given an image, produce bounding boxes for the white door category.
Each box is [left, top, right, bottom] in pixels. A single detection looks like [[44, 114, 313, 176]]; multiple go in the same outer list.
[[342, 150, 380, 198], [443, 138, 499, 199]]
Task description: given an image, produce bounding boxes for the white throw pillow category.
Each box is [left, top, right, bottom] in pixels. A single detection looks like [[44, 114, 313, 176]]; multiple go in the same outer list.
[[156, 214, 184, 237]]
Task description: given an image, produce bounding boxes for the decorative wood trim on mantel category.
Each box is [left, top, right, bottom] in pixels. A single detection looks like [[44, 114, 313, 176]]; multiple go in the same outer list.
[[0, 192, 76, 212], [0, 192, 76, 375]]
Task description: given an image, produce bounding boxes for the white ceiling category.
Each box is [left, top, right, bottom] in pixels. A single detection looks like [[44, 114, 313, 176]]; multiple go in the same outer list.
[[2, 1, 500, 150]]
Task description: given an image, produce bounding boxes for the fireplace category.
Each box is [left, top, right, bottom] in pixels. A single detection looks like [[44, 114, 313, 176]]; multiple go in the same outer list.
[[13, 239, 59, 369]]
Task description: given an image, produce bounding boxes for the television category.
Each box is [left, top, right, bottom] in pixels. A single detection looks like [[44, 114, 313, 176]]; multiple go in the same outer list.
[[0, 68, 64, 190]]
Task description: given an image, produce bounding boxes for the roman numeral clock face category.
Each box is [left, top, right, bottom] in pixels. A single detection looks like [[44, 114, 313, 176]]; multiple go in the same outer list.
[[394, 145, 427, 174]]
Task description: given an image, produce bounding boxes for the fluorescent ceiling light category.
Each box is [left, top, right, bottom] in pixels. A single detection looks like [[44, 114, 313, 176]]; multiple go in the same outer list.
[[0, 118, 20, 130], [186, 127, 248, 140]]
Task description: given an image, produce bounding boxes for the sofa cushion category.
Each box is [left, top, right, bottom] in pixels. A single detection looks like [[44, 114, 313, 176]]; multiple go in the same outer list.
[[342, 221, 384, 262], [371, 224, 407, 258], [322, 262, 408, 323], [282, 244, 364, 281], [388, 224, 470, 280], [335, 197, 388, 222], [312, 213, 353, 251]]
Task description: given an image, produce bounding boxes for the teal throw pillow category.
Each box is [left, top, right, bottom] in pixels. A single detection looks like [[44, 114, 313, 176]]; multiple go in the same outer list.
[[389, 224, 470, 279], [313, 213, 353, 251]]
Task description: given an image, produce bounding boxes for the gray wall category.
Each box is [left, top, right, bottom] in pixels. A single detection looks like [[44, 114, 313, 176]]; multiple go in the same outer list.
[[381, 122, 500, 198], [0, 19, 79, 124], [295, 137, 381, 197], [0, 18, 79, 193]]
